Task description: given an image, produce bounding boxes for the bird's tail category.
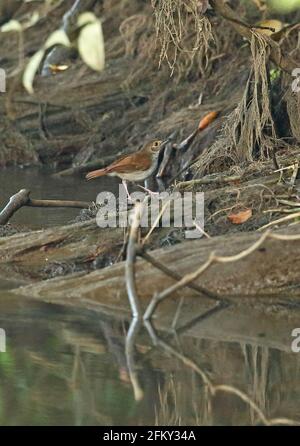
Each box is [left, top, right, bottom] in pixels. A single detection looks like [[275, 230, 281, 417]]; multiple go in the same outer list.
[[86, 168, 107, 180]]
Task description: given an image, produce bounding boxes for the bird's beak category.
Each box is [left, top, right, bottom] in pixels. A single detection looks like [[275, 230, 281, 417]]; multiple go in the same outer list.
[[161, 139, 169, 148]]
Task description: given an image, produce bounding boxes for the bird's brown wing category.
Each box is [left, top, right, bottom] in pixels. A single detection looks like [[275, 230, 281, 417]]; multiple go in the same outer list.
[[106, 150, 151, 173], [86, 148, 150, 180]]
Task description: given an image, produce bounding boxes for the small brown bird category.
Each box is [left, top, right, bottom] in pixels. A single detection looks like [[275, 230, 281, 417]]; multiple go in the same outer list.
[[86, 140, 168, 197]]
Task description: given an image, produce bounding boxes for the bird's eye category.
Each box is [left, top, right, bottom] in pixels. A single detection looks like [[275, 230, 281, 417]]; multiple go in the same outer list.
[[154, 141, 160, 147]]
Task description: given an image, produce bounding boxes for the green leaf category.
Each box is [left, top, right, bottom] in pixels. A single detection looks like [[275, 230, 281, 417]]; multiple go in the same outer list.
[[1, 20, 22, 32], [44, 29, 70, 50], [22, 49, 45, 94], [77, 13, 105, 72], [22, 30, 70, 94]]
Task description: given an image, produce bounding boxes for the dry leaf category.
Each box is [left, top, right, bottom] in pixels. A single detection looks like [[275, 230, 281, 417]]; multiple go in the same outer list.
[[255, 19, 284, 36], [198, 111, 218, 131], [228, 209, 252, 224]]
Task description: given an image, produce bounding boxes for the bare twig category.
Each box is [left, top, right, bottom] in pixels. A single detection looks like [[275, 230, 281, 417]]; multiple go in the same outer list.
[[156, 142, 174, 178], [290, 163, 299, 187], [138, 250, 219, 301], [125, 318, 144, 401], [0, 189, 91, 225], [176, 175, 241, 190], [193, 219, 211, 239], [144, 230, 300, 320], [27, 199, 91, 209], [125, 202, 146, 319], [175, 128, 199, 152], [258, 211, 300, 231], [142, 199, 170, 246]]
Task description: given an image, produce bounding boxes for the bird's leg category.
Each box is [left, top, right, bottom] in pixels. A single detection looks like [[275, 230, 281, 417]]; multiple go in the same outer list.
[[122, 180, 132, 201]]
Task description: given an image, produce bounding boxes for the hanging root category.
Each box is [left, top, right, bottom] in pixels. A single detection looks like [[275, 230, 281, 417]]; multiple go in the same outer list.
[[228, 33, 276, 161], [194, 32, 278, 176], [151, 0, 213, 75], [284, 72, 300, 142]]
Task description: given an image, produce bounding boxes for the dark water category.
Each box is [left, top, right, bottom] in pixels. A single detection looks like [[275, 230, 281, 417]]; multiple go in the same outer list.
[[0, 167, 120, 229], [0, 168, 300, 426], [0, 289, 300, 426]]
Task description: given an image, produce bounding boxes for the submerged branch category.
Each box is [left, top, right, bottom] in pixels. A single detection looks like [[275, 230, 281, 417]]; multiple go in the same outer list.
[[0, 189, 91, 225]]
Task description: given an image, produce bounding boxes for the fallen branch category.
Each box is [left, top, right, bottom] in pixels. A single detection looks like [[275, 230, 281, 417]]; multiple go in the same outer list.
[[176, 175, 242, 190], [0, 189, 30, 226], [143, 229, 300, 320], [0, 189, 91, 225]]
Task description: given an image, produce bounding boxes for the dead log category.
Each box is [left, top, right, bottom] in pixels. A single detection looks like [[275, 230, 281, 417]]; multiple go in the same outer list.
[[0, 189, 30, 225], [11, 224, 300, 308]]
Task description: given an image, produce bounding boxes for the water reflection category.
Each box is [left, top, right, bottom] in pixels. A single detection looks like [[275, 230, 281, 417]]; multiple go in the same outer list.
[[0, 290, 299, 426]]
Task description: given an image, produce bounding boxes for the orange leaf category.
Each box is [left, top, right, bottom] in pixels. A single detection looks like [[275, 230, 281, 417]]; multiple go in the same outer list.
[[49, 64, 69, 74], [198, 111, 219, 131], [228, 209, 252, 224]]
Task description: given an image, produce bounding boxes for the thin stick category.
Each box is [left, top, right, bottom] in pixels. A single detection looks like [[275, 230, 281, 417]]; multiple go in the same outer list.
[[125, 202, 145, 319], [156, 142, 174, 178], [142, 200, 170, 246], [138, 250, 219, 301], [144, 230, 300, 320], [193, 220, 211, 239], [176, 175, 241, 190], [144, 257, 213, 320], [125, 318, 144, 401], [27, 199, 91, 209], [258, 211, 300, 231]]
